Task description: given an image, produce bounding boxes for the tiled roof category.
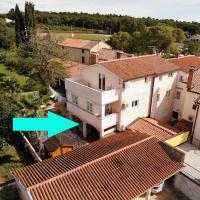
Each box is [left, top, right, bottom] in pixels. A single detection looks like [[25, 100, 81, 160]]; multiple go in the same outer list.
[[190, 68, 200, 94], [43, 131, 87, 153], [29, 136, 183, 200], [129, 118, 179, 141], [64, 63, 88, 77], [58, 38, 100, 50], [14, 130, 148, 188], [98, 48, 131, 61], [168, 55, 200, 73], [100, 55, 180, 81]]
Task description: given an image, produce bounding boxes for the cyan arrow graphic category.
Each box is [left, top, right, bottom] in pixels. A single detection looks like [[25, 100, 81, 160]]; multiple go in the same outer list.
[[13, 111, 79, 138]]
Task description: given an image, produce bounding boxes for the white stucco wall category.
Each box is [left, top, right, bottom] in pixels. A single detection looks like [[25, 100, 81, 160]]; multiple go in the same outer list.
[[193, 106, 200, 147], [120, 76, 152, 128], [151, 72, 178, 122], [173, 71, 188, 119], [80, 64, 121, 90], [174, 173, 200, 200], [182, 91, 199, 122]]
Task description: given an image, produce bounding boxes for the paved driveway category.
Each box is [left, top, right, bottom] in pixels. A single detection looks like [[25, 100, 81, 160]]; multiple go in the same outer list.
[[137, 184, 189, 200]]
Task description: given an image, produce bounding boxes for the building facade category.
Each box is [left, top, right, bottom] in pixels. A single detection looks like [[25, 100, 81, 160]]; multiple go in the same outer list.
[[65, 55, 180, 139]]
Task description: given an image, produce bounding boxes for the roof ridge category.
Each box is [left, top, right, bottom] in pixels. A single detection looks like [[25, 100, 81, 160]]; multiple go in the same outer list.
[[99, 54, 157, 64], [167, 55, 195, 60], [142, 118, 175, 136], [28, 135, 154, 190]]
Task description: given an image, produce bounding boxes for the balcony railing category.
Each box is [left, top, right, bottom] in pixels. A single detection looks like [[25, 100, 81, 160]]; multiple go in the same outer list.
[[65, 78, 119, 105], [67, 102, 118, 131]]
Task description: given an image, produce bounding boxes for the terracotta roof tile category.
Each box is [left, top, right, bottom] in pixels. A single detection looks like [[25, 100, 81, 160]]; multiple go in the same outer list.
[[100, 55, 180, 81], [190, 68, 200, 94], [129, 118, 180, 140], [58, 38, 100, 50], [29, 137, 183, 200], [14, 131, 148, 187], [168, 55, 200, 73]]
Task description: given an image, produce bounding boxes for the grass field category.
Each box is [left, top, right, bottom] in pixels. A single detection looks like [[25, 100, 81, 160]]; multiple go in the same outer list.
[[0, 145, 23, 182], [40, 32, 110, 42], [0, 64, 46, 93]]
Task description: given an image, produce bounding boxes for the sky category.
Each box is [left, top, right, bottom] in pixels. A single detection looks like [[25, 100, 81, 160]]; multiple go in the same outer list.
[[1, 0, 200, 22]]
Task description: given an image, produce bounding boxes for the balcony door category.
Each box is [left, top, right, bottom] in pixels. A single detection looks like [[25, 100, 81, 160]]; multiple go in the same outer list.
[[98, 73, 105, 90]]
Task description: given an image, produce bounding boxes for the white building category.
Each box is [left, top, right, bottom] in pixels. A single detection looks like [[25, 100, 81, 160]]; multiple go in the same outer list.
[[168, 55, 200, 121], [65, 55, 180, 139]]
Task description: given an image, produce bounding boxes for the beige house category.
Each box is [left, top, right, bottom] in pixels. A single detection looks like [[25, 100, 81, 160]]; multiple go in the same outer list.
[[168, 55, 200, 120], [58, 38, 111, 65], [65, 55, 180, 139]]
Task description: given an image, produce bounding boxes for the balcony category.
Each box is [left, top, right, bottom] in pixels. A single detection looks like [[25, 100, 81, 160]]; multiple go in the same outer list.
[[65, 77, 119, 105], [67, 102, 118, 131]]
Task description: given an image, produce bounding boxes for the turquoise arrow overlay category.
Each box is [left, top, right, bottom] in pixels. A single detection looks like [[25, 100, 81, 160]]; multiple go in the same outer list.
[[13, 111, 79, 138]]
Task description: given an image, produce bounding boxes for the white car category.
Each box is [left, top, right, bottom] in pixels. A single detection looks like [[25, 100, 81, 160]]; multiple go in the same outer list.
[[152, 181, 165, 194]]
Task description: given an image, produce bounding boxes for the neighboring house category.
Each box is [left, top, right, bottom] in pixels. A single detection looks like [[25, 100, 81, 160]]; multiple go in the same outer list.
[[168, 55, 200, 120], [190, 34, 200, 42], [58, 38, 111, 65], [43, 131, 87, 158], [14, 130, 184, 200], [65, 55, 180, 139]]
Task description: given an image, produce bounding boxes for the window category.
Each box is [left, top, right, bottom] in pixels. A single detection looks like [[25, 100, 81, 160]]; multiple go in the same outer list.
[[72, 94, 78, 105], [193, 104, 197, 110], [157, 94, 160, 102], [82, 49, 85, 54], [179, 75, 183, 82], [175, 91, 181, 99], [82, 56, 85, 63], [159, 75, 162, 81], [105, 104, 112, 116], [145, 77, 148, 83], [98, 73, 105, 90], [132, 100, 139, 107], [168, 72, 173, 77], [188, 116, 193, 121], [166, 90, 171, 97], [87, 101, 93, 113], [173, 111, 179, 119]]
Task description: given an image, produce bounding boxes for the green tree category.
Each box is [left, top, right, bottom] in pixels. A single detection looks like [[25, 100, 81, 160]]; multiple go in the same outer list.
[[15, 4, 25, 46], [108, 32, 132, 52]]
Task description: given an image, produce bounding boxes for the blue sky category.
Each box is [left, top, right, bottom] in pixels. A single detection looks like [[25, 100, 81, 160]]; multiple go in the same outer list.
[[1, 0, 200, 22]]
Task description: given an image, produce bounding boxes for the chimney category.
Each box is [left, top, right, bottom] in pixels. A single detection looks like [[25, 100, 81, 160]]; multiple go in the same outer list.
[[116, 51, 123, 59], [187, 66, 197, 89], [90, 53, 99, 65]]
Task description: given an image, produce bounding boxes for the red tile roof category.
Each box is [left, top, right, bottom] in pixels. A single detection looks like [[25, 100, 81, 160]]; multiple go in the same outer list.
[[100, 55, 180, 81], [58, 38, 101, 50], [168, 55, 200, 73], [190, 68, 200, 94], [14, 130, 148, 188], [29, 137, 183, 200], [129, 118, 180, 141]]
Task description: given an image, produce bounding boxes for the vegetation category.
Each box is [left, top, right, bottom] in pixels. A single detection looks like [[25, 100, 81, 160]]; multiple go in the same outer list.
[[33, 11, 200, 35], [108, 26, 186, 54]]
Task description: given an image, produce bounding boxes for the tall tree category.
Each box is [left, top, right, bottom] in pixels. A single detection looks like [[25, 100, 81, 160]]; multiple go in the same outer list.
[[15, 4, 25, 46]]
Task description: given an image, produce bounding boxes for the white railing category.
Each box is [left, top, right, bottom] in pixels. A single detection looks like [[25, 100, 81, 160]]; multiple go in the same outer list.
[[67, 102, 118, 131], [65, 78, 119, 105]]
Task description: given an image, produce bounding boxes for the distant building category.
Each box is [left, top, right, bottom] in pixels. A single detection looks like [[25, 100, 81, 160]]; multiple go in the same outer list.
[[190, 34, 200, 42], [58, 38, 111, 65]]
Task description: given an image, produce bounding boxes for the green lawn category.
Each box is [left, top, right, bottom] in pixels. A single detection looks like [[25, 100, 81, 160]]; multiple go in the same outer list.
[[0, 145, 24, 181], [45, 32, 110, 42], [0, 64, 46, 93]]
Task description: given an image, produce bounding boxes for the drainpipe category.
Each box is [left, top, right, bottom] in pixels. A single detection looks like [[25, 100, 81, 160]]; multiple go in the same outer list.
[[118, 80, 124, 131], [148, 75, 156, 117], [191, 98, 200, 143]]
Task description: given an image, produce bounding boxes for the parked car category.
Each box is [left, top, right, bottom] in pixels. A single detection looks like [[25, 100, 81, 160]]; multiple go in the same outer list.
[[152, 181, 165, 194]]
